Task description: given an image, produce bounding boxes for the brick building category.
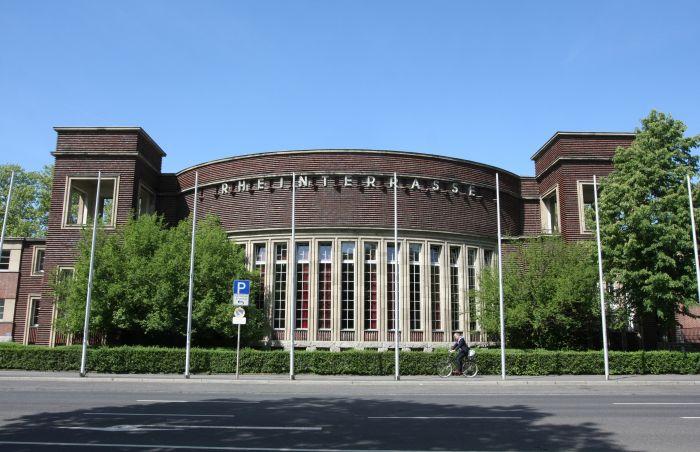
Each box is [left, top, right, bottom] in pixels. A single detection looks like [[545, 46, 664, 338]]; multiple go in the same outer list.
[[1, 127, 696, 348]]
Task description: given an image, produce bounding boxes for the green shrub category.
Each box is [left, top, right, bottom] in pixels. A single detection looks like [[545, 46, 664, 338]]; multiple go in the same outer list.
[[0, 343, 698, 375]]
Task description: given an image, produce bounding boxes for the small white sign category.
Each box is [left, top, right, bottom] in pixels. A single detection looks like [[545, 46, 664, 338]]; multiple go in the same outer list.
[[234, 307, 246, 318], [232, 316, 247, 325], [233, 294, 250, 306]]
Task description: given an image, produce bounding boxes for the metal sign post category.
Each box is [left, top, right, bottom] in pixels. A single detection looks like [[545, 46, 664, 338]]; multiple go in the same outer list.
[[495, 173, 506, 381], [393, 172, 400, 381], [232, 281, 250, 380], [184, 171, 199, 379], [593, 175, 610, 380], [0, 170, 15, 263], [686, 174, 700, 305], [80, 171, 102, 377]]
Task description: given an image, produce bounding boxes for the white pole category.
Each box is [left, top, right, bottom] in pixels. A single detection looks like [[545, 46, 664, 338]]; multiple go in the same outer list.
[[79, 171, 101, 377], [235, 323, 241, 380], [393, 172, 400, 381], [593, 175, 610, 380], [495, 173, 506, 380], [289, 172, 296, 380], [0, 170, 15, 266], [184, 171, 199, 379], [686, 175, 700, 305]]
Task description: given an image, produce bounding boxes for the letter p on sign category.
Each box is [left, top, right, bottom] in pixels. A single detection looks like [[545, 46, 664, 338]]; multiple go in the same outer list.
[[233, 279, 251, 306]]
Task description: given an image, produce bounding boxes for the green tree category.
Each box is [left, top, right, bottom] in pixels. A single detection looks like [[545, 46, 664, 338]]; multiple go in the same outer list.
[[477, 237, 601, 350], [53, 214, 269, 347], [598, 111, 700, 343], [0, 164, 53, 237]]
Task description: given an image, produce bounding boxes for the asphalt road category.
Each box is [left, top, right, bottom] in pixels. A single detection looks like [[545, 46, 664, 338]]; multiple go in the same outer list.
[[0, 377, 698, 451]]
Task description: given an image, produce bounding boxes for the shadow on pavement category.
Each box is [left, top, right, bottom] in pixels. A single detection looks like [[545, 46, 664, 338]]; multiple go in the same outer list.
[[0, 396, 626, 451]]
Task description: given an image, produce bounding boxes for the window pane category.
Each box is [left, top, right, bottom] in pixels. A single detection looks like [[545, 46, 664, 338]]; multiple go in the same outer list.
[[253, 244, 266, 309], [430, 245, 441, 331], [449, 247, 460, 332], [34, 249, 45, 274], [273, 243, 287, 329], [318, 243, 332, 330], [386, 243, 399, 331], [0, 250, 9, 270], [295, 243, 310, 329], [409, 243, 422, 330], [364, 242, 378, 330], [0, 299, 5, 320], [341, 242, 355, 329]]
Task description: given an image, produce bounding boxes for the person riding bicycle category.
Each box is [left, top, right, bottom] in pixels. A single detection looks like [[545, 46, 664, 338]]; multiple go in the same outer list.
[[449, 332, 470, 374]]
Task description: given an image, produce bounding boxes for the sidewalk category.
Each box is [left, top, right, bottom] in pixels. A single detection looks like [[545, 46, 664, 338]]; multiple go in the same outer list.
[[0, 370, 698, 385]]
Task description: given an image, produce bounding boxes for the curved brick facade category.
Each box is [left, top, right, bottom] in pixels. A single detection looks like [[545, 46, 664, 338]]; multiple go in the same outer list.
[[7, 127, 660, 349]]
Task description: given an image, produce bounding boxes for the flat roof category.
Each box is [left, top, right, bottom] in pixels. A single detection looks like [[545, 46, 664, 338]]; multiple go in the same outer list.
[[530, 131, 635, 161], [170, 148, 521, 179], [53, 127, 167, 157]]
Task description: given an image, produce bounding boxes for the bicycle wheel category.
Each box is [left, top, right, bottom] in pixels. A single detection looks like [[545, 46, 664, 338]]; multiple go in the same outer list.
[[439, 359, 454, 378], [462, 361, 478, 378]]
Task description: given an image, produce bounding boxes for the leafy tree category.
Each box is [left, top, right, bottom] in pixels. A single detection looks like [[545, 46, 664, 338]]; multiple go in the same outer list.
[[0, 164, 53, 237], [598, 111, 700, 343], [477, 237, 601, 350], [53, 214, 269, 347]]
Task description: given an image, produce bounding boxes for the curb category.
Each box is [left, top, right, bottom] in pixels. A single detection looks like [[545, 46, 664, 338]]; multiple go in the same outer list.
[[0, 375, 698, 386]]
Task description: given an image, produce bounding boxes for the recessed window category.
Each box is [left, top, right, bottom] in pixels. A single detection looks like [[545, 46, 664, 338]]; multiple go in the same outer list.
[[449, 246, 460, 332], [0, 299, 5, 320], [0, 250, 9, 270], [409, 243, 422, 331], [295, 243, 310, 329], [430, 245, 442, 331], [578, 182, 596, 233], [341, 241, 356, 330], [386, 242, 400, 331], [273, 243, 287, 330], [137, 184, 156, 217], [28, 297, 40, 327], [32, 247, 45, 275], [541, 189, 559, 234], [317, 243, 332, 330], [363, 242, 378, 330], [64, 177, 117, 227], [253, 243, 266, 308]]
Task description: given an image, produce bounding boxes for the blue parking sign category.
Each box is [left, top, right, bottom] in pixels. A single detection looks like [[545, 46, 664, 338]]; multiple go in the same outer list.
[[233, 279, 251, 306]]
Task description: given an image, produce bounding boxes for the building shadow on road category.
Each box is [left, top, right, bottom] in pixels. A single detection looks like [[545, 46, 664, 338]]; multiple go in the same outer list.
[[0, 396, 627, 451]]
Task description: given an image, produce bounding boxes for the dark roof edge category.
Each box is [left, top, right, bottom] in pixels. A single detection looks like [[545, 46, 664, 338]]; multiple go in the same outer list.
[[530, 131, 635, 161], [53, 127, 167, 157], [168, 148, 521, 179]]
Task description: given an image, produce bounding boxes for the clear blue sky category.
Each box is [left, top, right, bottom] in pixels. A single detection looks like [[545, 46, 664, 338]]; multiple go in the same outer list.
[[1, 1, 698, 176]]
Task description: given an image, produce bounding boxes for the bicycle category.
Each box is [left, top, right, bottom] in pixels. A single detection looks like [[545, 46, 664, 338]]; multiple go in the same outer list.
[[439, 349, 478, 378]]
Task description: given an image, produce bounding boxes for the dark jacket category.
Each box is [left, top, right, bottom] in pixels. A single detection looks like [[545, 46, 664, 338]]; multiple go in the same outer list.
[[452, 336, 469, 353]]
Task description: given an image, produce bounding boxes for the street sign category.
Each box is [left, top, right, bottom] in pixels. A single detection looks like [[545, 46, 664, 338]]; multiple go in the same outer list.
[[232, 279, 251, 306], [232, 316, 247, 325], [233, 307, 245, 318]]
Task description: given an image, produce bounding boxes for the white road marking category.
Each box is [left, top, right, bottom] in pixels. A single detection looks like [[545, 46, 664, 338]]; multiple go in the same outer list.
[[368, 416, 521, 419], [92, 412, 237, 418], [0, 441, 466, 451], [681, 416, 700, 419], [613, 402, 700, 405], [58, 424, 322, 432]]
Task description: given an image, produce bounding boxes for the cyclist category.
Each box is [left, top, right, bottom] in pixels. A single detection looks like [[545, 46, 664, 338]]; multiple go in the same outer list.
[[449, 332, 470, 375]]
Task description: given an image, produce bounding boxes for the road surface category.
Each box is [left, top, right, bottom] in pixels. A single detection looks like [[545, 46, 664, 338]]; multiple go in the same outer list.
[[0, 374, 698, 451]]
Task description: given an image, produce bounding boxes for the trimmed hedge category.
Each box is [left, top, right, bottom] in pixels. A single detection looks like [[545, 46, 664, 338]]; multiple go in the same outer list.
[[0, 344, 698, 375]]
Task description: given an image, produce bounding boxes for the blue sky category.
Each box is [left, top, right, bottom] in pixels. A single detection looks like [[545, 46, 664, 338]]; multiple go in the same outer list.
[[1, 1, 698, 176]]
